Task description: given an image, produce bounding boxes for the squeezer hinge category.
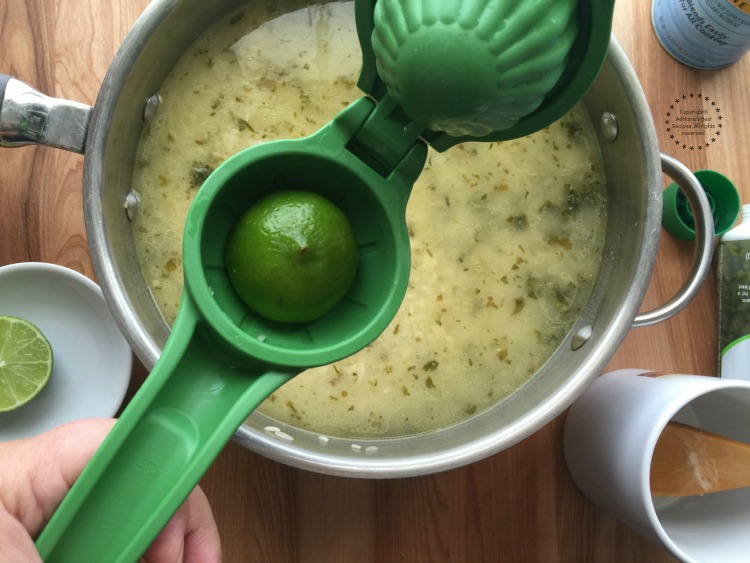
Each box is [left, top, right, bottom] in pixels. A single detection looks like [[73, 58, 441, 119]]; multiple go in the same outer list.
[[346, 93, 427, 180]]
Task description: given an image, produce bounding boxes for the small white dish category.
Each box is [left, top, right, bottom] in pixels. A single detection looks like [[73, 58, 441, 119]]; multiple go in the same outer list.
[[0, 262, 132, 441]]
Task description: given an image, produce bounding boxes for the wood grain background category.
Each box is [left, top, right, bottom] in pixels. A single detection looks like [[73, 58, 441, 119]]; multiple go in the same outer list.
[[2, 0, 749, 561]]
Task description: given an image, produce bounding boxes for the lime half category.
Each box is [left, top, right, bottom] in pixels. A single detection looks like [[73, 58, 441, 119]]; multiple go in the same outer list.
[[0, 316, 53, 412]]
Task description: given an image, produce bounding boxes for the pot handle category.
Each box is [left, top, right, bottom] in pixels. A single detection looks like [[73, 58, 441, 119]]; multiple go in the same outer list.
[[632, 153, 714, 328], [0, 74, 91, 153]]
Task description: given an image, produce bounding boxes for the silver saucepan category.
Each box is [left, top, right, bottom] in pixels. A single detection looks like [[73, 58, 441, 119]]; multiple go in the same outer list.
[[0, 0, 714, 477]]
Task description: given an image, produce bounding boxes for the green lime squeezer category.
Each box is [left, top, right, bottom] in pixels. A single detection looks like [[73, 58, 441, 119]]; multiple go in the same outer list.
[[36, 1, 614, 560]]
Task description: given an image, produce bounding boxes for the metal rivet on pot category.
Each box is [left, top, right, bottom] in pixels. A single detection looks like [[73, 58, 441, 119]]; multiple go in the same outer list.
[[143, 94, 162, 123], [600, 112, 619, 142], [570, 324, 593, 351], [124, 191, 141, 222]]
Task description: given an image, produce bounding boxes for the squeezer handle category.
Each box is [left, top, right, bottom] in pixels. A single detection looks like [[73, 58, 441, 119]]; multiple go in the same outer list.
[[35, 299, 292, 562]]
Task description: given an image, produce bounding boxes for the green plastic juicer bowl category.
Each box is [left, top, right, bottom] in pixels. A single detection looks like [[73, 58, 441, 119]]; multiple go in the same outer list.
[[36, 0, 613, 560]]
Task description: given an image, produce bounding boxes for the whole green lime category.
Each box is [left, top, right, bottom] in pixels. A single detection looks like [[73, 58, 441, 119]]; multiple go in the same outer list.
[[226, 190, 358, 323]]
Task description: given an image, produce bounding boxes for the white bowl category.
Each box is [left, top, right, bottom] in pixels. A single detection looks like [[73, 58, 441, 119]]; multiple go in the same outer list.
[[0, 262, 132, 441]]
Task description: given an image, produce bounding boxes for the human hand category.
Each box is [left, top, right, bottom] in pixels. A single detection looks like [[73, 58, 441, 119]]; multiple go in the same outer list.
[[0, 418, 221, 563]]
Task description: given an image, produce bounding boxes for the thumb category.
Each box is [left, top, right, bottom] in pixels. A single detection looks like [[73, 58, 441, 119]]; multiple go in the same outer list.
[[0, 418, 116, 536]]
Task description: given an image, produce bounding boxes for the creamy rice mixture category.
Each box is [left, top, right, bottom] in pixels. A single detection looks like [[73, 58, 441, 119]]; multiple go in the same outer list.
[[131, 1, 607, 437]]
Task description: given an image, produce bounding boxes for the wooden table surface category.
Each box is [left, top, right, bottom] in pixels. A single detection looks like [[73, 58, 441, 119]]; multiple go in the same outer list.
[[2, 1, 749, 561]]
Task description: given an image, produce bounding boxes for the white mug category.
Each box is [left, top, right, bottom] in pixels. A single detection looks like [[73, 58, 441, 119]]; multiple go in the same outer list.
[[564, 369, 750, 563]]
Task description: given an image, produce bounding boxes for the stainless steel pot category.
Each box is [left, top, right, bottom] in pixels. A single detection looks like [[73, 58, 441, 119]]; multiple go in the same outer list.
[[0, 0, 714, 478]]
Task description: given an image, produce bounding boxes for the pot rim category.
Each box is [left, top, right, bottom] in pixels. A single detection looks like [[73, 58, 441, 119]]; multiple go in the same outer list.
[[82, 0, 663, 478]]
